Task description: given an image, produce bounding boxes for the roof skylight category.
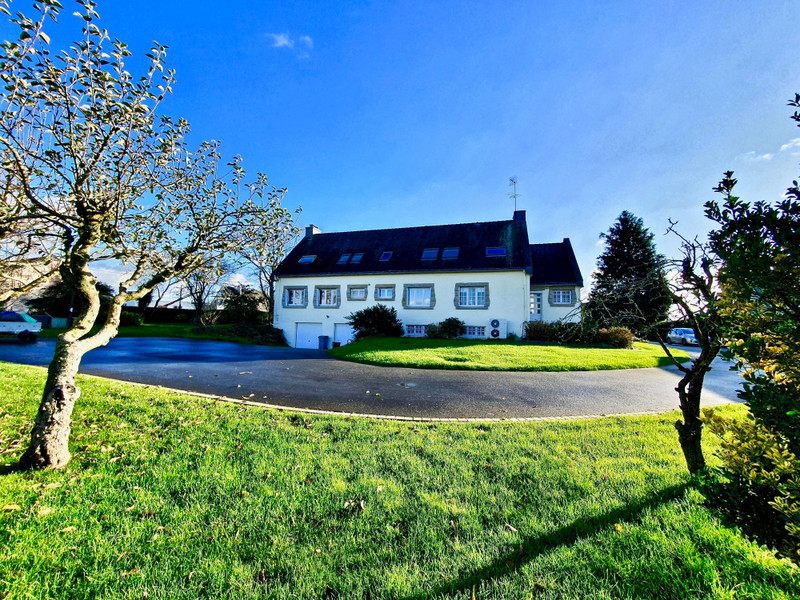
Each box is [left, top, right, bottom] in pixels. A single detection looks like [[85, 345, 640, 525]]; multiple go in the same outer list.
[[442, 247, 459, 259], [485, 247, 507, 257], [337, 253, 351, 264], [379, 251, 393, 261], [421, 248, 438, 260], [298, 255, 316, 264]]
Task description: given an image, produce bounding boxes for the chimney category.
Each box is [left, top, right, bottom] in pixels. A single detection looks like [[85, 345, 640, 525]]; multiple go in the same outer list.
[[305, 224, 321, 239], [513, 210, 526, 223]]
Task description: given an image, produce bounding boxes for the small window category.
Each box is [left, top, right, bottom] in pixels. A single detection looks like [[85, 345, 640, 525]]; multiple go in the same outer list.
[[552, 289, 573, 305], [442, 247, 459, 259], [379, 251, 393, 261], [351, 253, 364, 264], [375, 285, 395, 301], [458, 285, 488, 308], [406, 324, 426, 336], [485, 247, 507, 257], [315, 287, 339, 307], [348, 286, 367, 301], [464, 326, 486, 337], [337, 253, 351, 264], [421, 248, 438, 260], [405, 285, 433, 309], [298, 255, 316, 264], [284, 287, 307, 308]]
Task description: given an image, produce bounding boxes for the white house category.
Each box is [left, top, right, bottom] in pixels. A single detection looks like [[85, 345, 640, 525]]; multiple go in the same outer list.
[[273, 210, 583, 349]]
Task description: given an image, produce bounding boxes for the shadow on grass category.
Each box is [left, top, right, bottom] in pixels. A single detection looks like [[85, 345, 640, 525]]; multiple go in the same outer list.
[[395, 482, 689, 600]]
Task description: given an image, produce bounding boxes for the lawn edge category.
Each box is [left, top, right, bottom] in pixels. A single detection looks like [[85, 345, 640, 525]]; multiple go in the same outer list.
[[8, 361, 686, 424]]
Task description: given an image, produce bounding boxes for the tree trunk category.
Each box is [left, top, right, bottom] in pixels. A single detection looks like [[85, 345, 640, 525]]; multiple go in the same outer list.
[[19, 339, 83, 469], [674, 364, 710, 474]]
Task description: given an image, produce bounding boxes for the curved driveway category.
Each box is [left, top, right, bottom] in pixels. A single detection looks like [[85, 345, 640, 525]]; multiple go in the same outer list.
[[0, 337, 743, 420]]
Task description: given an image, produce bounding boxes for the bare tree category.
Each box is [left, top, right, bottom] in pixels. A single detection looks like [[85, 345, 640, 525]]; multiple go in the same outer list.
[[0, 1, 291, 469], [655, 224, 724, 473], [182, 260, 231, 324], [0, 0, 63, 307], [235, 203, 301, 320]]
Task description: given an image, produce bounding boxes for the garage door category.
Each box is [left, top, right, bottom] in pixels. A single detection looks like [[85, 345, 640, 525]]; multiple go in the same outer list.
[[295, 322, 323, 349], [334, 323, 354, 346]]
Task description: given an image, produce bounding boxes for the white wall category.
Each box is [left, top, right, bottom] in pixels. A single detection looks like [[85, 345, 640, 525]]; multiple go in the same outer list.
[[275, 271, 531, 348], [531, 285, 582, 323]]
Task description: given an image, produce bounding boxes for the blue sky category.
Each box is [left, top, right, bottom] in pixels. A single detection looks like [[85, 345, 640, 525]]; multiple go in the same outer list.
[[7, 0, 800, 287]]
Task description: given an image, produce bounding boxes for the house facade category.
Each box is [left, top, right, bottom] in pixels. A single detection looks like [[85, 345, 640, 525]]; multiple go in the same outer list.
[[273, 210, 582, 349]]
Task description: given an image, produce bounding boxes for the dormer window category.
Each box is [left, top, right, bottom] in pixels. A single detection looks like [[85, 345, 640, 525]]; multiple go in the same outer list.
[[485, 247, 507, 257], [298, 255, 316, 264], [351, 253, 364, 264], [337, 253, 351, 264], [421, 248, 438, 260], [442, 247, 459, 259], [379, 251, 392, 261]]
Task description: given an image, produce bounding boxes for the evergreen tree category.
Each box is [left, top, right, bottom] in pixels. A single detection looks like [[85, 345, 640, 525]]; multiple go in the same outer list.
[[587, 211, 670, 336]]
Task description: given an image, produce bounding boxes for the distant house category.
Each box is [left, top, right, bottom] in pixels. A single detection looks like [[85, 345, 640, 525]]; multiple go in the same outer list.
[[273, 210, 583, 349]]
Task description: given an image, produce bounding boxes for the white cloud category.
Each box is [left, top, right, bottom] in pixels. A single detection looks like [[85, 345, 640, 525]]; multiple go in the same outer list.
[[267, 32, 294, 49], [780, 137, 800, 152], [266, 32, 314, 58], [741, 151, 774, 162]]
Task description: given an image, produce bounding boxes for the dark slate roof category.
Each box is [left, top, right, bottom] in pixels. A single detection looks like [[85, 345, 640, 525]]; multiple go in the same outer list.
[[274, 213, 532, 277], [529, 239, 583, 286]]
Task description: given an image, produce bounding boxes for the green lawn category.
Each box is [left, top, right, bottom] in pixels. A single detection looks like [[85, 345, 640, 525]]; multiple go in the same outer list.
[[329, 337, 691, 371], [38, 323, 285, 346], [1, 362, 795, 599]]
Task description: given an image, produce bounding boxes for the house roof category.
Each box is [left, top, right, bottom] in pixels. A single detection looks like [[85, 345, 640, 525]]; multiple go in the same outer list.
[[529, 239, 584, 287], [274, 211, 581, 287], [275, 212, 532, 278]]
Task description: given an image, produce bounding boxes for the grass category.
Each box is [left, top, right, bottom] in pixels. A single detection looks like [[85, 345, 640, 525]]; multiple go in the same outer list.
[[38, 322, 286, 346], [1, 362, 796, 599], [329, 337, 691, 371]]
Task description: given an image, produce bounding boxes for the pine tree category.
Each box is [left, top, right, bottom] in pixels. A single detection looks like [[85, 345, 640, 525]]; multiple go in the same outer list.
[[587, 211, 670, 336]]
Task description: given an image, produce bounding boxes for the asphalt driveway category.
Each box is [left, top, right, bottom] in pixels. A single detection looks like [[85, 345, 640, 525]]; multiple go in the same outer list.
[[0, 337, 743, 419]]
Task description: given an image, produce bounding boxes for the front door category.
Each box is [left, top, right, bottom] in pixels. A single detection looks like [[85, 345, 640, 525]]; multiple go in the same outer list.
[[530, 292, 543, 321]]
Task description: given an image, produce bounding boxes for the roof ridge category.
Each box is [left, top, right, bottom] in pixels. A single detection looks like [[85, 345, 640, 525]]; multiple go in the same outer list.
[[309, 218, 516, 237]]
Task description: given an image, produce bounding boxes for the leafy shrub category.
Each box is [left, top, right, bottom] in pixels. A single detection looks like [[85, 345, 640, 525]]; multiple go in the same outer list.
[[524, 321, 633, 347], [524, 320, 557, 342], [598, 326, 634, 348], [702, 409, 800, 560], [346, 305, 404, 340], [426, 317, 466, 339], [119, 310, 143, 327]]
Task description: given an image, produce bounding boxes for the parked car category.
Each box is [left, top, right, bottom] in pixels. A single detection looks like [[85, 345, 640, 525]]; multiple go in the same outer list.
[[667, 327, 698, 346], [0, 311, 42, 343]]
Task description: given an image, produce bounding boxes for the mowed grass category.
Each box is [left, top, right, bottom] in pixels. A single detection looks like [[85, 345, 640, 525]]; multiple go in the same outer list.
[[329, 337, 690, 371], [1, 362, 796, 600], [38, 323, 282, 346]]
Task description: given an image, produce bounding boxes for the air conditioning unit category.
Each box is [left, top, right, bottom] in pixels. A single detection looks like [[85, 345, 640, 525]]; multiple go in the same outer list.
[[488, 318, 508, 339]]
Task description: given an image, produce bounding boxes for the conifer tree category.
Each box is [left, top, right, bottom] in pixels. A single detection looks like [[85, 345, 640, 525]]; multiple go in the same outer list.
[[587, 211, 670, 336]]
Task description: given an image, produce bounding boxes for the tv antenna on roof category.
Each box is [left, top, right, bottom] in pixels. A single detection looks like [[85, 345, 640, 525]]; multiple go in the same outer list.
[[508, 176, 519, 211]]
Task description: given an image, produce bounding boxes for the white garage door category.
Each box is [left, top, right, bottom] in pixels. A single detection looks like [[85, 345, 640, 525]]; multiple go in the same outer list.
[[334, 323, 355, 346], [295, 322, 323, 349]]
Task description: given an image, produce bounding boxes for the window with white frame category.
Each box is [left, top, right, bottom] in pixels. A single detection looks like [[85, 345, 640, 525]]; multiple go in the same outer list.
[[348, 286, 367, 301], [464, 326, 486, 337], [404, 285, 433, 309], [375, 285, 395, 301], [314, 286, 340, 308], [406, 324, 426, 336], [456, 284, 488, 308], [284, 287, 307, 308], [551, 289, 573, 305]]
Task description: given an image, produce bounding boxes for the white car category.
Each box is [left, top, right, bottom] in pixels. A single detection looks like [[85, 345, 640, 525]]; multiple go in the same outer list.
[[0, 311, 42, 343], [667, 328, 698, 346]]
